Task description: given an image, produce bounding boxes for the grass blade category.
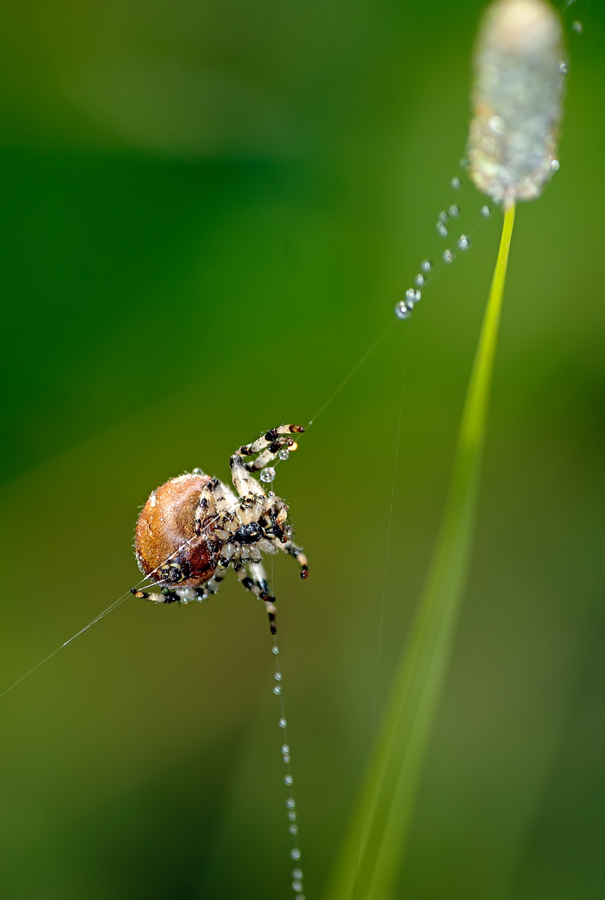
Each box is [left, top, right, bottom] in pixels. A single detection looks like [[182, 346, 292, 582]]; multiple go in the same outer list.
[[325, 203, 516, 900]]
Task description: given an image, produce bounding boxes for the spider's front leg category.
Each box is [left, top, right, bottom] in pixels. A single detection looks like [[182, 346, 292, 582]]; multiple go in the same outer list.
[[233, 424, 305, 475], [234, 561, 278, 634]]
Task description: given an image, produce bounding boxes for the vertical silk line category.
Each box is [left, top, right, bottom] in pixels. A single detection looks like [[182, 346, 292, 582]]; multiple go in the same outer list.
[[272, 639, 306, 898], [354, 327, 409, 899], [326, 204, 516, 900]]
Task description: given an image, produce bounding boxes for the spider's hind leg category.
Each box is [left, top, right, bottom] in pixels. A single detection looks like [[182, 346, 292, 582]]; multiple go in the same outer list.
[[234, 561, 278, 634]]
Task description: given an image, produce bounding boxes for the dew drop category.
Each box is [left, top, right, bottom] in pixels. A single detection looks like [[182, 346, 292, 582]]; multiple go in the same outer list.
[[436, 222, 448, 238], [448, 204, 460, 218], [394, 301, 412, 320], [292, 869, 303, 879], [438, 210, 449, 223], [489, 115, 505, 134], [282, 744, 290, 754], [260, 467, 276, 483], [284, 775, 293, 785], [572, 20, 582, 34], [272, 646, 280, 655], [405, 288, 416, 306], [279, 717, 287, 728], [414, 273, 425, 287], [290, 848, 301, 860], [292, 882, 304, 892], [558, 60, 568, 75], [273, 686, 282, 695], [451, 177, 462, 190], [283, 754, 291, 763], [457, 234, 471, 251], [288, 811, 297, 821], [192, 468, 203, 475], [286, 798, 296, 809], [481, 205, 491, 217], [421, 259, 433, 273], [267, 490, 276, 498], [289, 824, 298, 834], [460, 157, 469, 169], [278, 448, 290, 461], [551, 159, 560, 171], [275, 672, 282, 681], [442, 249, 454, 263], [414, 289, 421, 303]]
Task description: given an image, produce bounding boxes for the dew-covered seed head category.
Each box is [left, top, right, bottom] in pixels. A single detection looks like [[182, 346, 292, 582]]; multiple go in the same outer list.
[[468, 0, 565, 207]]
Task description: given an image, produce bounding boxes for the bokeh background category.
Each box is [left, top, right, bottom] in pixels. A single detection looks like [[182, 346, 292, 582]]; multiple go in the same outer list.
[[0, 1, 603, 897]]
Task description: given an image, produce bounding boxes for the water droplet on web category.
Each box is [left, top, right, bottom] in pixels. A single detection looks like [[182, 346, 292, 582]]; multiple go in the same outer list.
[[273, 685, 282, 695], [290, 848, 301, 860], [278, 448, 290, 461], [405, 288, 416, 307], [394, 301, 412, 320], [448, 204, 460, 218], [275, 672, 282, 681], [292, 881, 304, 892], [443, 249, 455, 263], [272, 646, 280, 655], [415, 273, 425, 287], [288, 811, 297, 821], [481, 205, 491, 217], [281, 744, 290, 754], [283, 754, 290, 763], [284, 774, 293, 785], [260, 467, 276, 483], [286, 798, 296, 809], [292, 869, 303, 879], [457, 234, 471, 251], [436, 221, 448, 238], [551, 159, 560, 171], [279, 717, 287, 728], [438, 210, 449, 223], [289, 824, 298, 834], [572, 20, 582, 34], [451, 176, 462, 190], [421, 259, 432, 273], [558, 60, 568, 75], [460, 157, 469, 169]]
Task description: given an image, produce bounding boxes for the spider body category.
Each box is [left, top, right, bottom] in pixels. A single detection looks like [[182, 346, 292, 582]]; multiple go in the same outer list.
[[132, 425, 308, 632]]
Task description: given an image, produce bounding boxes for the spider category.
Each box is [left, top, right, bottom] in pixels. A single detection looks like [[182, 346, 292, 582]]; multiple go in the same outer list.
[[131, 424, 308, 634]]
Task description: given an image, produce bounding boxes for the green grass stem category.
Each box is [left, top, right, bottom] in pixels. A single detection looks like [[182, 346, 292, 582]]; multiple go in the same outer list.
[[325, 203, 516, 900]]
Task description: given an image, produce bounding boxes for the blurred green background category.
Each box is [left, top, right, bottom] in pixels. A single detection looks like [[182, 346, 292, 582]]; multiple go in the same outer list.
[[0, 1, 604, 897]]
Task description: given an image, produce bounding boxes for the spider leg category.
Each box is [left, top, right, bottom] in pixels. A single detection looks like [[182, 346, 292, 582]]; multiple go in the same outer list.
[[269, 536, 309, 579], [233, 424, 305, 473], [233, 561, 278, 634]]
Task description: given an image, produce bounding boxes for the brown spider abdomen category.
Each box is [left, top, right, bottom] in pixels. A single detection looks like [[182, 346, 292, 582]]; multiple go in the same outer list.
[[135, 473, 219, 588]]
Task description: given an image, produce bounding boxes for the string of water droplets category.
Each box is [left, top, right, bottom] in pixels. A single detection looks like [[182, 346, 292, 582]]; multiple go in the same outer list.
[[395, 164, 499, 321], [272, 640, 306, 898]]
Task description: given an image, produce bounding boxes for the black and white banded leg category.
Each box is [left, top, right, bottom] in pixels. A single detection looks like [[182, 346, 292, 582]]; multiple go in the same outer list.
[[234, 561, 278, 633], [233, 424, 305, 473]]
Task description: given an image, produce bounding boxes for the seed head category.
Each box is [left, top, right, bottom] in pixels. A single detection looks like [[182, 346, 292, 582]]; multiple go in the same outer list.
[[468, 0, 565, 207]]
